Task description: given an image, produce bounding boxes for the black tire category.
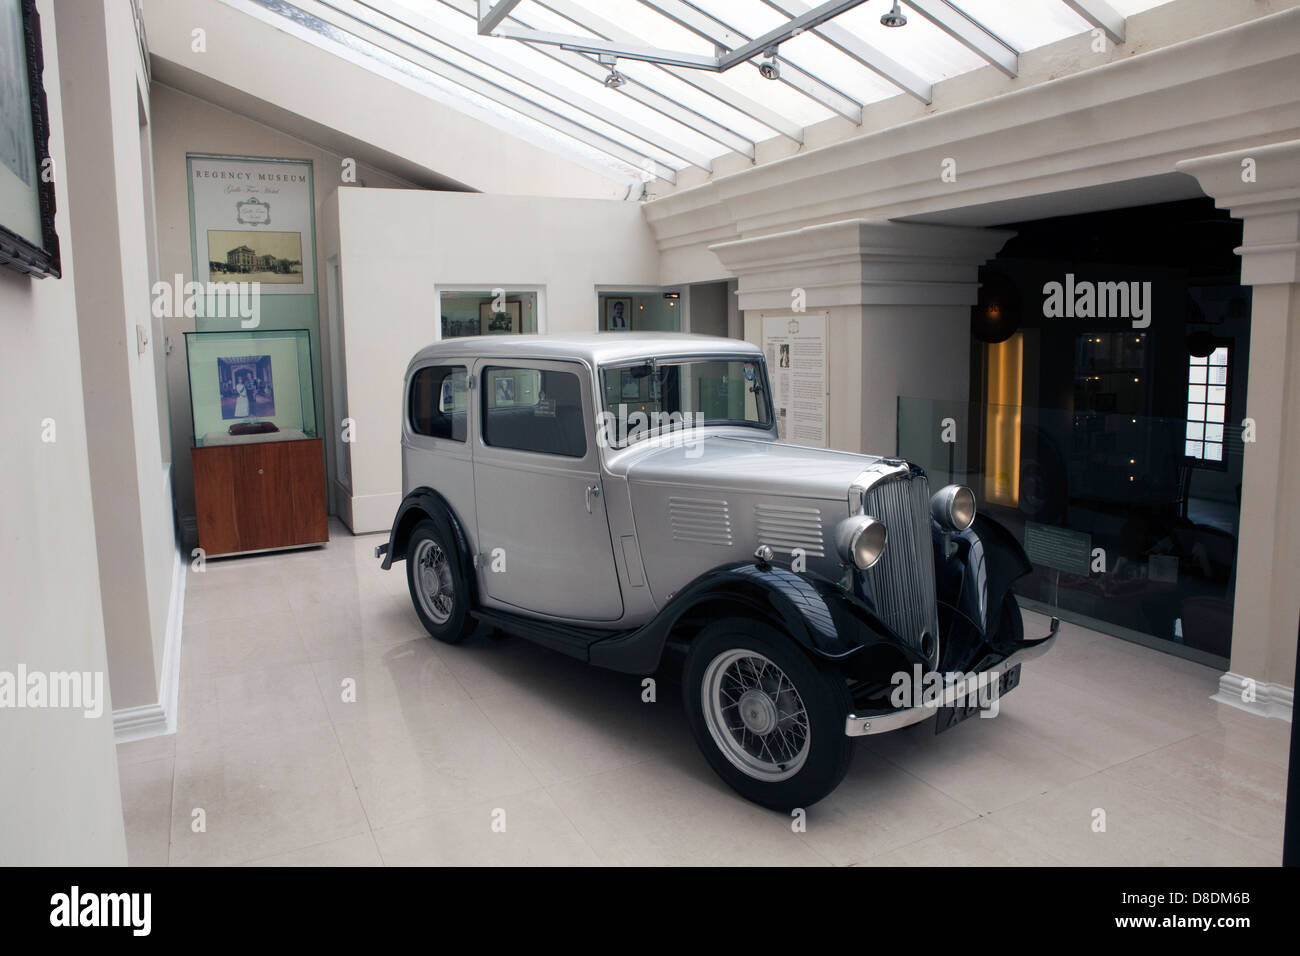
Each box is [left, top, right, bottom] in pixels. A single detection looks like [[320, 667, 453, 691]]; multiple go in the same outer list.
[[405, 517, 473, 644], [683, 618, 854, 812]]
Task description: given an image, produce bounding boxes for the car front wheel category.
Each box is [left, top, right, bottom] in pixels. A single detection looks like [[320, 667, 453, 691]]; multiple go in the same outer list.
[[684, 618, 854, 811]]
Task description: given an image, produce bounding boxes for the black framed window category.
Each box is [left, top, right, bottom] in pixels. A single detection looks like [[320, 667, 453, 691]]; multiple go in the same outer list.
[[409, 365, 467, 441]]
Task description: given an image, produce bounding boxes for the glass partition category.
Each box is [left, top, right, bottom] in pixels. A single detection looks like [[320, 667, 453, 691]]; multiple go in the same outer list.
[[898, 396, 1241, 666]]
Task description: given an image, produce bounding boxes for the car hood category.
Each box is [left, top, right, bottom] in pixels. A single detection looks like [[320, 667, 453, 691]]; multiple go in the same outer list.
[[623, 434, 897, 504]]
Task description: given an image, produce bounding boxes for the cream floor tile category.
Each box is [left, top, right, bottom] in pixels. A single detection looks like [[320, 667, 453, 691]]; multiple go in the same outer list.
[[243, 833, 384, 867], [474, 672, 681, 787], [119, 757, 174, 867], [184, 578, 293, 626], [868, 816, 1068, 866], [372, 789, 599, 866], [862, 707, 1095, 815], [989, 671, 1196, 771], [545, 757, 830, 866], [987, 773, 1276, 866], [333, 696, 541, 830], [116, 733, 176, 767], [310, 638, 473, 730], [1103, 733, 1286, 857], [795, 750, 982, 865], [169, 725, 369, 867], [182, 611, 312, 678], [174, 661, 333, 754]]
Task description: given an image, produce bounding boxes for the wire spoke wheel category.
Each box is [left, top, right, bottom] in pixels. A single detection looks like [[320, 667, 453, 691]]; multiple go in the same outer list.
[[701, 648, 811, 782], [413, 537, 455, 625]]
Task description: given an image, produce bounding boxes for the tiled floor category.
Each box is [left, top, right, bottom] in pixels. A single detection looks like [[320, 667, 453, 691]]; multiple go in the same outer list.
[[117, 520, 1290, 866]]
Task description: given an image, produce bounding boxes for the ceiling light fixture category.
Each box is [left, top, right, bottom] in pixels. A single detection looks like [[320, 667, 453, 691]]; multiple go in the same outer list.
[[758, 46, 781, 80], [881, 1, 907, 27]]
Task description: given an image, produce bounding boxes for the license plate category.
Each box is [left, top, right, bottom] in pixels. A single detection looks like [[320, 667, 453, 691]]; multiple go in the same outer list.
[[934, 664, 1022, 734]]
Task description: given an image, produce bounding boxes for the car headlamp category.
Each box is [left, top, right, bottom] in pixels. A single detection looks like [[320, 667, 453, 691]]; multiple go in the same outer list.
[[835, 515, 887, 570], [931, 484, 977, 532]]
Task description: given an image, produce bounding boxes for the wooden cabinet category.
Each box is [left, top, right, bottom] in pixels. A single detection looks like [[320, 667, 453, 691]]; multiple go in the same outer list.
[[192, 438, 329, 556]]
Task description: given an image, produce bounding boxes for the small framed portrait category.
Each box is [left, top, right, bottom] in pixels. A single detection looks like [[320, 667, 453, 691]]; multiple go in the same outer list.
[[217, 354, 276, 420], [480, 300, 522, 335], [0, 0, 61, 278], [605, 297, 632, 331], [620, 369, 641, 400], [494, 375, 516, 405]]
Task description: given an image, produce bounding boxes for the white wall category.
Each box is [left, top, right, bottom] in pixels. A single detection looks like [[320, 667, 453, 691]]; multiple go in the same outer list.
[[0, 0, 127, 865], [325, 188, 660, 532], [54, 0, 177, 716]]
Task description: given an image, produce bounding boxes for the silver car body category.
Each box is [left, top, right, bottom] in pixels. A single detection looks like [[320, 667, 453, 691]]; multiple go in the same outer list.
[[400, 332, 940, 665]]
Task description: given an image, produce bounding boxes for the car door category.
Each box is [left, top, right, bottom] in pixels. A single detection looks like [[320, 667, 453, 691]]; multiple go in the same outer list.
[[471, 358, 623, 622]]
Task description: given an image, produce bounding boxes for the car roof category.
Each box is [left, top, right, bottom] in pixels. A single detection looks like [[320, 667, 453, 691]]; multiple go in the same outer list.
[[409, 332, 763, 368]]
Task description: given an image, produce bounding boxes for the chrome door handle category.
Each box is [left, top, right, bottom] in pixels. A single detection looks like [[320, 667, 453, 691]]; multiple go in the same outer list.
[[585, 484, 601, 514]]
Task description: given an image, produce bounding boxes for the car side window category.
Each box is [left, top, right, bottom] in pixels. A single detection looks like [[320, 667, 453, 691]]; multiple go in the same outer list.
[[409, 365, 467, 441], [481, 366, 587, 458]]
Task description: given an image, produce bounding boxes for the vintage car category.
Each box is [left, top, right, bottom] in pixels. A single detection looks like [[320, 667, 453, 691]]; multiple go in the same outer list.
[[377, 333, 1058, 810]]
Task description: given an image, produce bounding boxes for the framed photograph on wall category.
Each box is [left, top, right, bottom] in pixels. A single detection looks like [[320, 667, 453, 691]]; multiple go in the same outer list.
[[187, 154, 316, 295], [0, 0, 60, 278], [605, 297, 632, 331], [480, 300, 521, 335]]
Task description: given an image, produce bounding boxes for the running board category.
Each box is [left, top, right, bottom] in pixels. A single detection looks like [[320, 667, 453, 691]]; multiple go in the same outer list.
[[470, 608, 624, 662]]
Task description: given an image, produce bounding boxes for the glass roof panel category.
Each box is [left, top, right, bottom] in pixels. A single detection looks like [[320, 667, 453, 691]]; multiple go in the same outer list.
[[232, 0, 1177, 184]]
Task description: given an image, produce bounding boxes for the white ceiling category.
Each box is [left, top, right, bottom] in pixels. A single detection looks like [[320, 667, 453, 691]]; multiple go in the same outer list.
[[223, 0, 1176, 186]]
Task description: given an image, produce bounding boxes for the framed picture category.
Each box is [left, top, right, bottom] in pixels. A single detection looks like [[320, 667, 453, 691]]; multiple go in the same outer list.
[[217, 354, 276, 420], [0, 0, 60, 278], [187, 155, 316, 295], [480, 300, 522, 335], [605, 297, 632, 331]]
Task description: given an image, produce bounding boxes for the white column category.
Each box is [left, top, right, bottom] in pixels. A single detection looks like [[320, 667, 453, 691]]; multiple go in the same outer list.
[[711, 219, 1012, 458], [1177, 140, 1300, 717]]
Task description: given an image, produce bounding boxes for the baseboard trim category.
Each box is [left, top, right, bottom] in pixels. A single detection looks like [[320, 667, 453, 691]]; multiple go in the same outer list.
[[1211, 671, 1294, 721], [113, 548, 187, 743]]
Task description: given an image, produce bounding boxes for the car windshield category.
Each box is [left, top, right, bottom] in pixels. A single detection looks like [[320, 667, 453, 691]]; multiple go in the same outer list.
[[598, 357, 770, 447]]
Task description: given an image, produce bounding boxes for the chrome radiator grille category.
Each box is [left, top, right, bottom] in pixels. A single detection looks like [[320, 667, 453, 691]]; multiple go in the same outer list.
[[861, 474, 940, 662]]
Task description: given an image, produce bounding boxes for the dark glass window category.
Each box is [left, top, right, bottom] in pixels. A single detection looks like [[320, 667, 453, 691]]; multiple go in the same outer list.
[[409, 365, 467, 441], [482, 366, 586, 458]]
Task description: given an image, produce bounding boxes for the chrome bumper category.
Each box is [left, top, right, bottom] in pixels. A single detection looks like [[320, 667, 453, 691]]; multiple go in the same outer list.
[[844, 617, 1060, 737]]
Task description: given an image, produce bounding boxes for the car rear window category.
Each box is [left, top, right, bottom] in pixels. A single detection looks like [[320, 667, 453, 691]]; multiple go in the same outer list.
[[409, 365, 467, 441]]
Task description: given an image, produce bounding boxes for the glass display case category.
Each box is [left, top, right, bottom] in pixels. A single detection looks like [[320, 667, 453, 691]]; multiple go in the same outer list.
[[183, 329, 317, 447]]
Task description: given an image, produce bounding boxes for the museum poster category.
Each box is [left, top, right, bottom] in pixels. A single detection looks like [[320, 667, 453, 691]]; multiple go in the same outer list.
[[186, 155, 316, 296], [762, 312, 828, 448]]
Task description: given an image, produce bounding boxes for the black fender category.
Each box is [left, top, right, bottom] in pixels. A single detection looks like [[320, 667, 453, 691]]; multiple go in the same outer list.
[[588, 561, 930, 675], [933, 511, 1034, 669], [380, 487, 477, 603]]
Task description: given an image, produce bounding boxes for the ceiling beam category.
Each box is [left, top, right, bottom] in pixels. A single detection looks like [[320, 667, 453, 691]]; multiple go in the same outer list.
[[638, 0, 863, 123], [761, 0, 932, 104], [476, 0, 523, 36], [717, 0, 870, 69], [1061, 0, 1126, 45], [302, 0, 678, 181], [904, 0, 1019, 77], [536, 0, 807, 143], [357, 0, 715, 170], [440, 0, 756, 158]]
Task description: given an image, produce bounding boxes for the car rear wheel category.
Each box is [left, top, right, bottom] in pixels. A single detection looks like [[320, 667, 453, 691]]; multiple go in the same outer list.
[[406, 518, 472, 644], [684, 618, 854, 811]]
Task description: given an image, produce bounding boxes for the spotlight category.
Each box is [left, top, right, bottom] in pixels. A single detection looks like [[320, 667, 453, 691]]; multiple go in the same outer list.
[[881, 1, 907, 27], [758, 45, 780, 80], [604, 68, 627, 89]]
